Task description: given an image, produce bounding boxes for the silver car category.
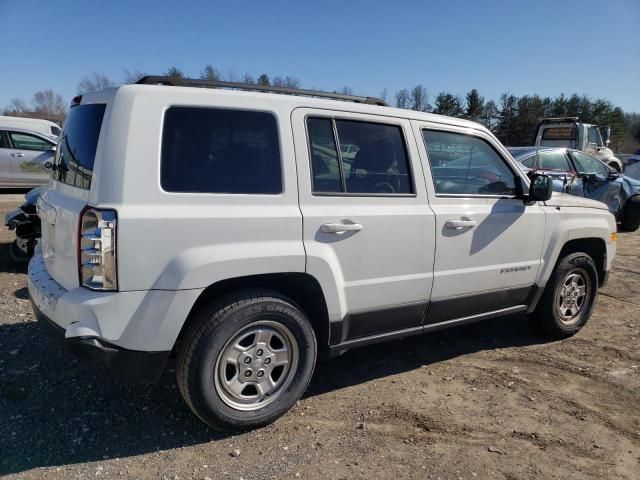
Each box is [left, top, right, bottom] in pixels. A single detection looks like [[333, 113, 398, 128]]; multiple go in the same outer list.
[[0, 127, 54, 188]]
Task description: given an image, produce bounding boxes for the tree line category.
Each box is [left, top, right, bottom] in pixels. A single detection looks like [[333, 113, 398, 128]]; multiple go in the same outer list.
[[3, 66, 638, 153]]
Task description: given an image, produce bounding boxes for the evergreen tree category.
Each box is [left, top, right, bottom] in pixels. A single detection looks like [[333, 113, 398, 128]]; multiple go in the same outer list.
[[465, 89, 485, 122], [165, 66, 184, 79], [496, 94, 519, 145], [433, 93, 464, 117]]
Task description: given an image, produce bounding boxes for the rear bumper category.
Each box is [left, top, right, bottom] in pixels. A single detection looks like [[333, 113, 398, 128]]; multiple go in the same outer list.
[[32, 300, 169, 382]]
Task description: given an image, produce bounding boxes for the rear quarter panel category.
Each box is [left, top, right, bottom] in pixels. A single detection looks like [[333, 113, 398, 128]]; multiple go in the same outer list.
[[95, 87, 305, 292]]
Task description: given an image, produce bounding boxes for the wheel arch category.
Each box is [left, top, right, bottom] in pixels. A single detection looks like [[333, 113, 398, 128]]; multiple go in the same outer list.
[[174, 273, 330, 353], [558, 238, 607, 286]]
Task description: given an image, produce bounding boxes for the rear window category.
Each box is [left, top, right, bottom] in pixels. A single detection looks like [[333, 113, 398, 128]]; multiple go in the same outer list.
[[161, 107, 282, 194], [54, 104, 106, 189], [541, 127, 575, 140]]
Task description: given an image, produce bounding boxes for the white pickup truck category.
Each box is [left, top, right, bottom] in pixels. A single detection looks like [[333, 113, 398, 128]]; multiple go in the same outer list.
[[29, 77, 617, 430]]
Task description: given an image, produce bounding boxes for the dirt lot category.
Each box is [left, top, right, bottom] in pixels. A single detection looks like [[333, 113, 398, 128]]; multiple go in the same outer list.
[[0, 193, 639, 480]]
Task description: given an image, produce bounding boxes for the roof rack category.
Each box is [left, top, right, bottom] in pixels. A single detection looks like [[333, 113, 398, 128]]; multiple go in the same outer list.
[[539, 117, 580, 124], [136, 75, 388, 107]]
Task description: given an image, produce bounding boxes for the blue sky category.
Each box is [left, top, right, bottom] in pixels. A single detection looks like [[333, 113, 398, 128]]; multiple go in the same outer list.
[[0, 0, 638, 111]]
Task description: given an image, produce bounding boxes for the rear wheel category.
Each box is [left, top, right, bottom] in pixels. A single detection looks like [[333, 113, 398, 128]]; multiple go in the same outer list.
[[620, 195, 640, 232], [529, 252, 598, 338], [176, 290, 317, 430]]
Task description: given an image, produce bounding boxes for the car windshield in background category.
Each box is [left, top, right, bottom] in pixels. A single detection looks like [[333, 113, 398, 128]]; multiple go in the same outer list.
[[54, 104, 106, 189]]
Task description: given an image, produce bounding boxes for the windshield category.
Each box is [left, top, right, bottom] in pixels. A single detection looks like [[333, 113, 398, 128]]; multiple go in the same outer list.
[[54, 103, 106, 189]]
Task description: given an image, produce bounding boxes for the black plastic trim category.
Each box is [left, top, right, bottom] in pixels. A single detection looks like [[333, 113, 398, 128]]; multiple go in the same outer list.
[[340, 301, 427, 342], [328, 286, 538, 355], [425, 286, 533, 324], [32, 300, 169, 383]]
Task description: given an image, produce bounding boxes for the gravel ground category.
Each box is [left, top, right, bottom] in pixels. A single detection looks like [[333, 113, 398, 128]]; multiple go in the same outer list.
[[0, 192, 639, 480]]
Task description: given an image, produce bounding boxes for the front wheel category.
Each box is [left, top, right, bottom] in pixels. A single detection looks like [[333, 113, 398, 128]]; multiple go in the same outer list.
[[176, 290, 317, 430], [529, 252, 599, 338]]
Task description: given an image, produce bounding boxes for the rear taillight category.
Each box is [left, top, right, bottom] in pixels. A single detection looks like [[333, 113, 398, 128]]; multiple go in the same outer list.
[[79, 208, 117, 290]]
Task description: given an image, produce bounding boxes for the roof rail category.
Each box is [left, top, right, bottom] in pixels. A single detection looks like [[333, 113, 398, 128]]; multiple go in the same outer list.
[[135, 75, 388, 107]]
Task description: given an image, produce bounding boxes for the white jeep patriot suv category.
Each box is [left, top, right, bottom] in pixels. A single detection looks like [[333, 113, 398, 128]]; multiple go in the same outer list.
[[28, 76, 617, 430]]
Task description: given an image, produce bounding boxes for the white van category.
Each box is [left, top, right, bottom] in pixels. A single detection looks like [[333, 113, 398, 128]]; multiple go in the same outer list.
[[0, 115, 61, 140], [29, 76, 617, 430]]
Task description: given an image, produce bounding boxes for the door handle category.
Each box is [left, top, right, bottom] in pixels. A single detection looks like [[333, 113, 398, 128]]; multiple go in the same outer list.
[[321, 222, 364, 234], [11, 152, 24, 158], [445, 219, 477, 229]]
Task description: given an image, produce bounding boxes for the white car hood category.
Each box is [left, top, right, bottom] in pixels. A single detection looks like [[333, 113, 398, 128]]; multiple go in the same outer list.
[[544, 192, 609, 210]]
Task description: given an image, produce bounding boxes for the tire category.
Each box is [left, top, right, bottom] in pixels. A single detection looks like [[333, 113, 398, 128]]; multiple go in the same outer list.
[[9, 241, 30, 264], [176, 290, 317, 430], [620, 195, 640, 232], [608, 160, 622, 173], [529, 252, 598, 339]]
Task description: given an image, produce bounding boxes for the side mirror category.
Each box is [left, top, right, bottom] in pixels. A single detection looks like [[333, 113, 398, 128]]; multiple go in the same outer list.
[[528, 173, 553, 202]]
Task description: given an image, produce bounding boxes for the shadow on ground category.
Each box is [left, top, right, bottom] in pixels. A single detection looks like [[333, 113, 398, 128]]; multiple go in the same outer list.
[[0, 311, 547, 475]]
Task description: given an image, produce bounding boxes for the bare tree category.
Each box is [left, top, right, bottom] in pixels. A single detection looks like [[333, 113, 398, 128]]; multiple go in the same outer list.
[[200, 64, 221, 81], [395, 89, 410, 109], [242, 73, 256, 84], [3, 98, 28, 115], [410, 85, 430, 112], [77, 72, 114, 94], [123, 69, 147, 84], [273, 76, 300, 89], [226, 70, 239, 82], [339, 86, 354, 95], [379, 88, 388, 103], [32, 90, 66, 121]]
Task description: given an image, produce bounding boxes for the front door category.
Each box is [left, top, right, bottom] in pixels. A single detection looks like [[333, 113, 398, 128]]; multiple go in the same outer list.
[[292, 108, 435, 342], [412, 122, 546, 324], [6, 130, 53, 186], [570, 150, 623, 216]]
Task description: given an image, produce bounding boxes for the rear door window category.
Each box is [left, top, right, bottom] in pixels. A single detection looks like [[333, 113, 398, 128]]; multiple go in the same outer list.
[[529, 151, 573, 171], [161, 107, 282, 194], [307, 117, 414, 195], [55, 103, 106, 189]]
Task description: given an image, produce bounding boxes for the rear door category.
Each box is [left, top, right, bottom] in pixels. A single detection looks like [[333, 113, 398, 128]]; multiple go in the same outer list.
[[292, 108, 435, 341], [38, 103, 107, 290], [413, 122, 546, 323]]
